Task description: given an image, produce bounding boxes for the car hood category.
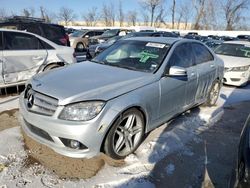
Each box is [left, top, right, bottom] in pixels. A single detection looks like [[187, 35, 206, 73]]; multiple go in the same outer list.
[[217, 54, 250, 67], [31, 61, 157, 105]]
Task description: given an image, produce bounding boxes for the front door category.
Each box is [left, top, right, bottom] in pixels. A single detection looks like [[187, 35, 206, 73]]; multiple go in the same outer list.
[[159, 43, 198, 121], [2, 31, 48, 84]]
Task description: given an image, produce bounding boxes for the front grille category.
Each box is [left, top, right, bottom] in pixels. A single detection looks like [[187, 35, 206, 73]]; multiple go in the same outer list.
[[25, 89, 58, 116], [24, 119, 54, 142]]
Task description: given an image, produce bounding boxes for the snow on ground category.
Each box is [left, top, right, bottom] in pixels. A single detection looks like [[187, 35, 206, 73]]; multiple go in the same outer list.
[[0, 85, 249, 187]]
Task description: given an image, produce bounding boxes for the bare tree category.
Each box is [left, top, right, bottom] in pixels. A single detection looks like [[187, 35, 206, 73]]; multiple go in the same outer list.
[[102, 3, 116, 26], [118, 0, 125, 27], [192, 0, 206, 29], [83, 7, 99, 26], [127, 10, 137, 26], [58, 7, 76, 26], [142, 11, 150, 26], [40, 6, 53, 23], [171, 0, 176, 29], [200, 0, 219, 30], [176, 1, 192, 29], [140, 0, 164, 26], [222, 0, 249, 30], [154, 6, 167, 27], [22, 7, 35, 17], [0, 8, 8, 20]]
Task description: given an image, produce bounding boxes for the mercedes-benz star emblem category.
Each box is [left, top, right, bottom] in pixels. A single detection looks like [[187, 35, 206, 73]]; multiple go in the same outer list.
[[27, 91, 34, 108]]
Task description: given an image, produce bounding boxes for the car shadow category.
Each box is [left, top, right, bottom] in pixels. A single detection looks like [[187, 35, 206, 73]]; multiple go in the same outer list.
[[115, 84, 250, 188]]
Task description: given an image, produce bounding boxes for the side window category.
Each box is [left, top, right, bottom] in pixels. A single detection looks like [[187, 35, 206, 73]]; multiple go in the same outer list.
[[0, 32, 2, 50], [168, 43, 194, 68], [87, 31, 95, 37], [96, 31, 103, 35], [192, 43, 214, 64], [19, 24, 42, 36], [39, 39, 54, 50], [3, 32, 42, 50]]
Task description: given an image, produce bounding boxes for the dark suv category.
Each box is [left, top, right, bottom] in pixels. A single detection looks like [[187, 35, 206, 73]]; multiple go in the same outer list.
[[0, 16, 70, 46]]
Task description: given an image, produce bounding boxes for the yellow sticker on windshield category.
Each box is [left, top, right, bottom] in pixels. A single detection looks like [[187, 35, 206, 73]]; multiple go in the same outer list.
[[146, 42, 165, 48]]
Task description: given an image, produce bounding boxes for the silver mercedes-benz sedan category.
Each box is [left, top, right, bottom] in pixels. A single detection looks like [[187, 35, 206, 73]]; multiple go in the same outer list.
[[19, 37, 224, 159]]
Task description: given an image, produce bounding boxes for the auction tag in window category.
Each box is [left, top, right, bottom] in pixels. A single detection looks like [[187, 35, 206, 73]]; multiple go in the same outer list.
[[146, 42, 165, 48]]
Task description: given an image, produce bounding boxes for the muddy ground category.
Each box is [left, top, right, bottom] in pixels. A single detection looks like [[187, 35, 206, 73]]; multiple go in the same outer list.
[[0, 110, 124, 179]]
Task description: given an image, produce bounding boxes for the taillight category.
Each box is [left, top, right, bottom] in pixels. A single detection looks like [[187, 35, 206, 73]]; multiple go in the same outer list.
[[59, 34, 69, 46]]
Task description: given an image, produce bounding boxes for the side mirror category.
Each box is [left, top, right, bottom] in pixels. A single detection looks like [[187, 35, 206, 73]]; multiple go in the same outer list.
[[85, 35, 89, 38], [168, 66, 187, 76]]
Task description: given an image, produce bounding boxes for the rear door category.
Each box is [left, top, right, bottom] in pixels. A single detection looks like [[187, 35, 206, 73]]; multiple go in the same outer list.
[[192, 43, 216, 102], [0, 31, 4, 85], [2, 31, 48, 84]]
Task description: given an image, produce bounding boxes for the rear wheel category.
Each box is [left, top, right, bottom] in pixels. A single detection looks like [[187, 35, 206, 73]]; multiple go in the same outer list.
[[205, 80, 221, 106], [76, 42, 85, 52], [104, 109, 145, 159]]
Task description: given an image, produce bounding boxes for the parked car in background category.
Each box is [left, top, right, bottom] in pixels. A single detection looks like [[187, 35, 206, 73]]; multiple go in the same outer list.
[[88, 36, 123, 57], [236, 114, 250, 187], [237, 35, 250, 41], [0, 16, 70, 46], [69, 30, 105, 52], [19, 37, 224, 159], [0, 29, 76, 88], [88, 29, 133, 45], [88, 31, 180, 58], [65, 27, 77, 35], [215, 41, 250, 86], [205, 39, 223, 50]]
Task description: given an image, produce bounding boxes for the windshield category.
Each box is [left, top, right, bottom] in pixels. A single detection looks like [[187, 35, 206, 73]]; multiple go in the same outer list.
[[92, 40, 170, 73], [215, 43, 250, 58], [70, 30, 86, 37], [102, 29, 119, 37], [106, 36, 122, 44]]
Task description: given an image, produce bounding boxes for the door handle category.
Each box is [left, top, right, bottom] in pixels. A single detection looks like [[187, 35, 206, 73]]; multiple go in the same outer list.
[[32, 56, 43, 60], [210, 64, 215, 68]]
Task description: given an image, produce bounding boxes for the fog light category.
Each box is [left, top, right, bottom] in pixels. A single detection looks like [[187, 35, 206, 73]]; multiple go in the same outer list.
[[70, 140, 80, 149]]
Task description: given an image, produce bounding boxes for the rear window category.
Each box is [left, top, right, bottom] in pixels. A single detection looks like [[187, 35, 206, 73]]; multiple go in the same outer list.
[[41, 24, 65, 39]]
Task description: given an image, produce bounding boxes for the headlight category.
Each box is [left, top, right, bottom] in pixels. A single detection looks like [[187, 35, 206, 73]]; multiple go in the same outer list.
[[227, 65, 249, 72], [98, 39, 105, 43], [59, 101, 105, 121]]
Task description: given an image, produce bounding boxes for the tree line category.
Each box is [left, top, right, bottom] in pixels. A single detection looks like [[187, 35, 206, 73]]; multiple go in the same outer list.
[[0, 0, 249, 30]]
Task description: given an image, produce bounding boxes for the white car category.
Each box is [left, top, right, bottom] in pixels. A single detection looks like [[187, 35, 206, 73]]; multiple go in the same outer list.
[[215, 41, 250, 86], [0, 29, 76, 88]]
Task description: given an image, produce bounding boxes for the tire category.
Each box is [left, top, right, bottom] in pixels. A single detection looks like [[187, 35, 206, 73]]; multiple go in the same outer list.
[[104, 109, 145, 159], [76, 42, 85, 52], [43, 64, 60, 71], [205, 80, 221, 107]]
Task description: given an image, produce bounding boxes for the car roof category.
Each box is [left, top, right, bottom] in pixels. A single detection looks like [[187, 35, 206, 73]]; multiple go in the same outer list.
[[124, 37, 181, 45], [224, 40, 250, 45]]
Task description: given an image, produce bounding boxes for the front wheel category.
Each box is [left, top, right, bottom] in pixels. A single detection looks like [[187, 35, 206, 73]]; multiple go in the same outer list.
[[104, 109, 145, 159], [205, 80, 221, 106]]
